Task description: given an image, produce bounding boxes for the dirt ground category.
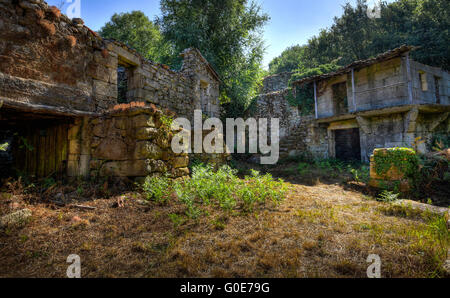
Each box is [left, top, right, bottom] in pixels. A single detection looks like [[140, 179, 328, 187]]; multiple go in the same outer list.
[[0, 163, 448, 278]]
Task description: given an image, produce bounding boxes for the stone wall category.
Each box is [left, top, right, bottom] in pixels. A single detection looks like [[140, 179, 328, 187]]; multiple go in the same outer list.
[[411, 60, 450, 105], [68, 106, 189, 179], [0, 0, 223, 179], [0, 0, 221, 119], [326, 109, 450, 162], [261, 72, 295, 93], [253, 89, 301, 139], [253, 88, 328, 158]]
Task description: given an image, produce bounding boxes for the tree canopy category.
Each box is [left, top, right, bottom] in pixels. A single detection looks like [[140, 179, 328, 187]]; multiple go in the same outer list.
[[98, 11, 170, 63], [269, 0, 450, 75], [157, 0, 269, 118]]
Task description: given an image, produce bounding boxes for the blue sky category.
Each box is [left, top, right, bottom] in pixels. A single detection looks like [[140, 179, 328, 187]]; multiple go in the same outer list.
[[47, 0, 390, 68]]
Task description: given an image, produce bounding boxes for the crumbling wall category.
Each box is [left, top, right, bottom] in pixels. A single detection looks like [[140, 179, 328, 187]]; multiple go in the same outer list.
[[261, 72, 295, 93], [0, 0, 221, 118], [254, 89, 301, 139], [0, 0, 101, 113], [68, 106, 189, 179], [411, 61, 450, 105], [253, 89, 328, 158]]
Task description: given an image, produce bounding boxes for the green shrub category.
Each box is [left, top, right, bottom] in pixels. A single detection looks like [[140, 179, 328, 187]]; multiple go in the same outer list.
[[142, 164, 288, 220], [142, 175, 172, 205]]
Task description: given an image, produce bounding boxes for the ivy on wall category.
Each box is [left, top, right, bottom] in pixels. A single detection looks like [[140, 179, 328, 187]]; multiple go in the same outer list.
[[373, 147, 419, 177], [285, 85, 315, 116], [285, 63, 340, 116]]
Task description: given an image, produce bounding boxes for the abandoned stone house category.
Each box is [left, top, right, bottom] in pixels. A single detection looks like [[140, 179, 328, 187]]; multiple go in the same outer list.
[[0, 0, 221, 180], [255, 46, 450, 162]]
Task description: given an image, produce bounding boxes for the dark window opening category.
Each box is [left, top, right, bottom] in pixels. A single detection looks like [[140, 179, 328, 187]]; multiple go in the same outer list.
[[434, 76, 441, 104], [332, 82, 348, 115], [117, 65, 129, 104]]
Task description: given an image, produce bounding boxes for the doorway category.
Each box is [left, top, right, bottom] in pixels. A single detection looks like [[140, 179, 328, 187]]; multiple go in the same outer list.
[[334, 128, 361, 161], [0, 109, 71, 179]]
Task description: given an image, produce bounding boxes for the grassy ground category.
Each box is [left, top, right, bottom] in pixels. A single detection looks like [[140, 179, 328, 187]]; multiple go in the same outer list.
[[0, 160, 448, 278]]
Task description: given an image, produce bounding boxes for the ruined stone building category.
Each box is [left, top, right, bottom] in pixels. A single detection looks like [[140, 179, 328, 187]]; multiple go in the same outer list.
[[0, 0, 221, 179], [256, 46, 450, 162]]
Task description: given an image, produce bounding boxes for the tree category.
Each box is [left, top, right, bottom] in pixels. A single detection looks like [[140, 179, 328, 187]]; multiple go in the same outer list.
[[269, 0, 450, 75], [268, 45, 308, 74], [157, 0, 269, 118], [98, 11, 171, 63]]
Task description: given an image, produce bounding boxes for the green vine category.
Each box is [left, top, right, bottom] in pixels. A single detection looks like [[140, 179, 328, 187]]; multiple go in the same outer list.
[[285, 85, 315, 116], [374, 148, 419, 178]]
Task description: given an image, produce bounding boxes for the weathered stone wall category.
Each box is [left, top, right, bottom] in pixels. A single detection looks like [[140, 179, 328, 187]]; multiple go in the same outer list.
[[411, 61, 450, 105], [68, 106, 189, 179], [180, 48, 221, 119], [253, 89, 328, 158], [254, 89, 301, 139], [0, 0, 224, 179], [0, 0, 101, 113], [261, 72, 295, 93], [316, 57, 408, 119], [340, 109, 449, 162], [0, 0, 221, 119]]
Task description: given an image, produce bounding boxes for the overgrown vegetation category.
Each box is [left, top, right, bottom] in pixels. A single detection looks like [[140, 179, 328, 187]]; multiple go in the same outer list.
[[278, 155, 370, 184], [141, 164, 287, 218], [373, 148, 419, 177], [98, 11, 171, 63], [285, 63, 340, 115]]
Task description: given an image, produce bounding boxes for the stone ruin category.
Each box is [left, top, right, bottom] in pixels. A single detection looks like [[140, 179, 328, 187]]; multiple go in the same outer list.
[[0, 0, 224, 180], [252, 46, 449, 162]]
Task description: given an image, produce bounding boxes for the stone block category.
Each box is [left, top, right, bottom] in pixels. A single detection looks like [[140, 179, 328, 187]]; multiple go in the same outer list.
[[134, 142, 163, 160], [93, 79, 117, 98], [133, 114, 156, 128], [135, 127, 158, 140], [99, 160, 148, 177], [93, 138, 128, 161], [147, 159, 167, 173], [172, 156, 189, 168]]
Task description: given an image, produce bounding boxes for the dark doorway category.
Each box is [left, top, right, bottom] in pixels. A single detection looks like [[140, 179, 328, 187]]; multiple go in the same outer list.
[[0, 110, 71, 179], [335, 128, 361, 161]]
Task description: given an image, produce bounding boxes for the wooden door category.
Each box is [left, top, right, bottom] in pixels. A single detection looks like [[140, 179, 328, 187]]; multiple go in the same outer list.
[[13, 121, 69, 178]]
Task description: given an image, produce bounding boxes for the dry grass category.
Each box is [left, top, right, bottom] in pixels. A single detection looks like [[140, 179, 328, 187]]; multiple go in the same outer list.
[[0, 168, 448, 278]]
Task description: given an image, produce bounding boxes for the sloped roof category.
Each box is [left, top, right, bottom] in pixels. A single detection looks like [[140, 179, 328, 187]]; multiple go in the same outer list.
[[291, 45, 417, 86]]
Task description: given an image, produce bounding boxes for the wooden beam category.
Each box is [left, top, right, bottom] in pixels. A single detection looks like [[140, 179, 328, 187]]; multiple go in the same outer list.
[[351, 68, 356, 112], [406, 53, 414, 104], [314, 81, 318, 119], [0, 98, 99, 117]]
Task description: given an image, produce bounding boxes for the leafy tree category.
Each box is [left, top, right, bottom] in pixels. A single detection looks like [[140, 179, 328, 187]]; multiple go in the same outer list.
[[157, 0, 269, 118], [270, 0, 450, 74], [98, 11, 171, 63], [268, 45, 308, 74]]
